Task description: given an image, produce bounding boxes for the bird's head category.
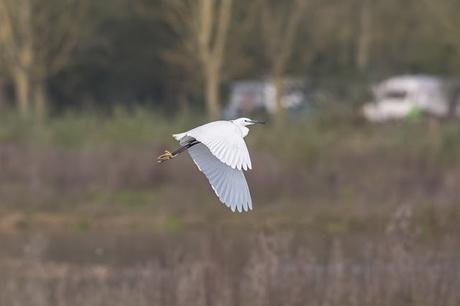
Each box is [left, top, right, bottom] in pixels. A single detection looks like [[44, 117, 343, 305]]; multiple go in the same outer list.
[[232, 117, 266, 127]]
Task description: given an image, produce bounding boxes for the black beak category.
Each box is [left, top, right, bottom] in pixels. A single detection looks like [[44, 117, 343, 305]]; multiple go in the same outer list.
[[250, 120, 266, 125]]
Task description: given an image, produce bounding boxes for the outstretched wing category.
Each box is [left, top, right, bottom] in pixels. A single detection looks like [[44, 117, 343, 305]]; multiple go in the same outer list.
[[187, 143, 252, 212], [174, 121, 251, 171]]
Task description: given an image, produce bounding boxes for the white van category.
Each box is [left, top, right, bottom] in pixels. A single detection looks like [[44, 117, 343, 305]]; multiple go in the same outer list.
[[362, 75, 459, 122]]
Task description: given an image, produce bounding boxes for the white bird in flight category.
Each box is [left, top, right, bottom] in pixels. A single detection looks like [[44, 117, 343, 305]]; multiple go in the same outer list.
[[157, 118, 265, 212]]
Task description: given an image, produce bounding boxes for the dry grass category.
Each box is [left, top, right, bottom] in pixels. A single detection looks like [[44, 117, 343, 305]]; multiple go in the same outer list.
[[0, 219, 459, 306]]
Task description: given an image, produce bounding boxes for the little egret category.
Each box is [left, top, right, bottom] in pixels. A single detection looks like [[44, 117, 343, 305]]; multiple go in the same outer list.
[[157, 118, 265, 212]]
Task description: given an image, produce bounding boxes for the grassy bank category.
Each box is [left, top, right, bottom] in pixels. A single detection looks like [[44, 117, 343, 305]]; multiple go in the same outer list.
[[0, 109, 459, 230]]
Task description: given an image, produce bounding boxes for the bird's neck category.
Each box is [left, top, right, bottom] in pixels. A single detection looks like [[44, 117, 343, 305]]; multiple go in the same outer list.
[[239, 126, 249, 138]]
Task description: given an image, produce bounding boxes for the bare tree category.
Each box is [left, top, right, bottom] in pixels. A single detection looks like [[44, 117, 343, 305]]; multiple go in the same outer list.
[[0, 0, 87, 118], [355, 0, 372, 71], [158, 0, 233, 119], [423, 0, 460, 64], [258, 0, 308, 122], [327, 0, 373, 71]]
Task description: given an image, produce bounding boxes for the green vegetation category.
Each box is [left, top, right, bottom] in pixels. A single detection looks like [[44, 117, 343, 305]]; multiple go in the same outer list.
[[3, 107, 460, 164], [0, 107, 204, 147], [1, 109, 460, 224]]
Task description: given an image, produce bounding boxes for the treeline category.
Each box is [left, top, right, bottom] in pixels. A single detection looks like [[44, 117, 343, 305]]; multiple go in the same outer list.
[[0, 0, 459, 119]]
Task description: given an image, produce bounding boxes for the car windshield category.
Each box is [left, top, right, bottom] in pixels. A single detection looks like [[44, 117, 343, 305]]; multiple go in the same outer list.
[[383, 90, 407, 100]]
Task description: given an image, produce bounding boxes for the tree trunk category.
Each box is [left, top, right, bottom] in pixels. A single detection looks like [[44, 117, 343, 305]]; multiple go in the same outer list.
[[178, 93, 190, 115], [204, 64, 221, 120], [33, 79, 48, 122], [13, 68, 31, 118], [0, 78, 6, 111], [356, 1, 371, 71]]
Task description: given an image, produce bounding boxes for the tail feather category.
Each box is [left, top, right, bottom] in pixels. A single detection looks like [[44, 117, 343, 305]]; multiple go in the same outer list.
[[172, 132, 186, 141]]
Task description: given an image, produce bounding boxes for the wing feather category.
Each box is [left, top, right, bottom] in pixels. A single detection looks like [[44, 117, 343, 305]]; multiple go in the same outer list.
[[187, 143, 252, 212], [177, 121, 252, 171]]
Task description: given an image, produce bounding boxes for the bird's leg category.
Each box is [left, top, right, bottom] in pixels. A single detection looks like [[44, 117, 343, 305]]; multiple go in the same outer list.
[[157, 150, 174, 162], [157, 140, 199, 163]]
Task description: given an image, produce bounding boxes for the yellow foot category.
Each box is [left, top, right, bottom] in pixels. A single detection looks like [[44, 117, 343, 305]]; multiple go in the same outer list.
[[157, 150, 174, 163]]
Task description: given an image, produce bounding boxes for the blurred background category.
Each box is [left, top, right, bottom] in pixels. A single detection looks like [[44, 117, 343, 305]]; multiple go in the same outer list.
[[1, 0, 460, 305]]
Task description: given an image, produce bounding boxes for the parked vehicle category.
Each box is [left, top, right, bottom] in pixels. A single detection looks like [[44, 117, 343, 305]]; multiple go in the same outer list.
[[224, 78, 310, 117], [362, 75, 460, 122]]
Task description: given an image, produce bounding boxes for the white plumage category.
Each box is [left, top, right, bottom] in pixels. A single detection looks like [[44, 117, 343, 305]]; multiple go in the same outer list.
[[173, 120, 252, 171], [164, 118, 264, 212], [188, 143, 252, 212]]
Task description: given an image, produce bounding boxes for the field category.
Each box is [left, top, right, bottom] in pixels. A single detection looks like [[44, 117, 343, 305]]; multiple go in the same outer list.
[[1, 109, 460, 306]]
